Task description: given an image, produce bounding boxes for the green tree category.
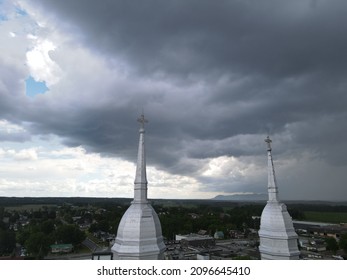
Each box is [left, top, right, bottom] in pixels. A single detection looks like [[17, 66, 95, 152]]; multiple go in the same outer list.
[[63, 214, 73, 224], [339, 233, 347, 253], [25, 232, 51, 259], [16, 227, 31, 245], [89, 219, 111, 233], [0, 207, 4, 219], [41, 220, 55, 235], [55, 224, 85, 246], [325, 237, 338, 253], [0, 229, 16, 255]]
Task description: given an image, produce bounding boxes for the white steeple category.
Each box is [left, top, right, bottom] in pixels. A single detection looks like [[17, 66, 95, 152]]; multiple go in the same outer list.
[[258, 136, 300, 260], [265, 136, 279, 202], [133, 114, 148, 203], [111, 114, 166, 260]]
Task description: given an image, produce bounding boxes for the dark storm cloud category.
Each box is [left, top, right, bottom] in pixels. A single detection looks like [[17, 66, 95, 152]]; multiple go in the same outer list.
[[25, 0, 347, 160], [0, 58, 24, 121], [27, 0, 347, 78], [3, 0, 347, 199]]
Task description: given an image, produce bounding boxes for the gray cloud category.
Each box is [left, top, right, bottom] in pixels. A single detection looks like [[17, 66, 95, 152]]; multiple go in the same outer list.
[[1, 0, 347, 199], [27, 0, 347, 78]]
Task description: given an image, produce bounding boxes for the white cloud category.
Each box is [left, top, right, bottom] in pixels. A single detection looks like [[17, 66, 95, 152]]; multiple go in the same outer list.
[[0, 3, 31, 84], [0, 119, 26, 134], [14, 148, 38, 160], [26, 37, 62, 86], [201, 156, 243, 178], [147, 165, 209, 199], [0, 142, 38, 161], [51, 146, 87, 158], [0, 135, 213, 198], [0, 0, 63, 88]]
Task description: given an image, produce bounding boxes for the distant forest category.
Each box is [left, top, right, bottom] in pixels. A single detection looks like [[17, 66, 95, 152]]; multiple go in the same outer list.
[[2, 196, 347, 220]]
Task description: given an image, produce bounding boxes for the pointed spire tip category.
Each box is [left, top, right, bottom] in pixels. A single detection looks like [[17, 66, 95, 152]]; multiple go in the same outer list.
[[137, 114, 148, 131], [265, 136, 272, 151]]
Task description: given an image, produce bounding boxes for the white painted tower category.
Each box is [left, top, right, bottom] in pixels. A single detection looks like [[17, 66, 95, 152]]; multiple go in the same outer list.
[[111, 114, 166, 259], [258, 136, 300, 260]]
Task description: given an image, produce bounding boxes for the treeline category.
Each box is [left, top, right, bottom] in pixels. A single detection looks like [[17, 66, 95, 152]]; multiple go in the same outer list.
[[0, 196, 131, 207], [2, 197, 347, 211], [287, 203, 347, 213]]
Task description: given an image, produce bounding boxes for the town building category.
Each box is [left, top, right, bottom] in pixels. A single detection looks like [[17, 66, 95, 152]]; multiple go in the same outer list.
[[258, 137, 300, 260], [50, 244, 73, 254], [111, 114, 166, 259], [175, 233, 215, 247]]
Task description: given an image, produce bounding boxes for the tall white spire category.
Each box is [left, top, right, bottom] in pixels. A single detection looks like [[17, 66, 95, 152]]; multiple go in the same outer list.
[[265, 136, 279, 202], [258, 136, 300, 260], [112, 114, 166, 260], [133, 114, 148, 203]]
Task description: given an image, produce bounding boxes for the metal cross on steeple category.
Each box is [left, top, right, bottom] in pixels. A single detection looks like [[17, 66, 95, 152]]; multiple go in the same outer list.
[[265, 136, 272, 151], [137, 114, 148, 130]]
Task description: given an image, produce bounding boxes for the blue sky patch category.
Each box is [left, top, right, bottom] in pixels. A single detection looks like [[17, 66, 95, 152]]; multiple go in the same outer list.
[[15, 7, 27, 17], [0, 1, 7, 21], [0, 12, 7, 21], [25, 76, 49, 97]]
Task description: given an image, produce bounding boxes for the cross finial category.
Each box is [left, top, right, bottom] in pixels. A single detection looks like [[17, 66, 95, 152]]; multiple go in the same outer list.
[[265, 136, 272, 151], [137, 114, 148, 129]]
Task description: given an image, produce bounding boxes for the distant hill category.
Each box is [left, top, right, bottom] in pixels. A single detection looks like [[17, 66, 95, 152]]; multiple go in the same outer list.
[[213, 193, 267, 201]]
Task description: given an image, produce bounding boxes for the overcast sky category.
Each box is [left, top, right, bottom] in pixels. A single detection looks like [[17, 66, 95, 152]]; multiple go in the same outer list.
[[0, 0, 346, 201]]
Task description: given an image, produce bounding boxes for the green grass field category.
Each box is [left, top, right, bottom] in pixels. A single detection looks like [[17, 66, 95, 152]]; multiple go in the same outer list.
[[303, 211, 347, 224]]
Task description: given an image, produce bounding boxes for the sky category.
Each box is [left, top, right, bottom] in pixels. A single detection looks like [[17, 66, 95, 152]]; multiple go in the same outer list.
[[0, 0, 347, 201]]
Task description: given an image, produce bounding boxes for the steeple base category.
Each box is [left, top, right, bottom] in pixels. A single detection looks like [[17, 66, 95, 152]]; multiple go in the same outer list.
[[260, 250, 300, 260], [112, 203, 166, 260], [258, 202, 300, 260]]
